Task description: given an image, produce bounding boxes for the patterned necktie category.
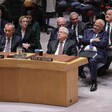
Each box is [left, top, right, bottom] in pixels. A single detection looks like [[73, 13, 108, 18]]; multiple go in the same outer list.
[[5, 38, 10, 52], [89, 33, 97, 49], [58, 42, 63, 55]]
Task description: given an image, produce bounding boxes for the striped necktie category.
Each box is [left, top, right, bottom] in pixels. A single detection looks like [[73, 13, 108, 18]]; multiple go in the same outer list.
[[58, 42, 63, 55], [5, 38, 10, 52]]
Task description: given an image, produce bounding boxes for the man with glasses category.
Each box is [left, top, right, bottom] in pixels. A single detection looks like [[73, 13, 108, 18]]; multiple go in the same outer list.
[[80, 19, 108, 91], [97, 9, 112, 75], [46, 26, 77, 56], [47, 17, 77, 48]]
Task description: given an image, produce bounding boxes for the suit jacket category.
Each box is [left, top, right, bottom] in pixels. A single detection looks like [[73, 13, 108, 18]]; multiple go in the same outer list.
[[15, 27, 38, 52], [47, 27, 77, 48], [67, 20, 86, 36], [46, 39, 77, 56], [0, 34, 22, 52], [67, 20, 87, 48], [81, 29, 109, 63]]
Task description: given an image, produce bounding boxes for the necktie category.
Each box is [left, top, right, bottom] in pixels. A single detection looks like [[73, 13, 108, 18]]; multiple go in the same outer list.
[[107, 24, 110, 34], [89, 33, 97, 49], [5, 38, 10, 52], [58, 42, 63, 55], [74, 25, 76, 31], [107, 24, 112, 45], [110, 28, 112, 45]]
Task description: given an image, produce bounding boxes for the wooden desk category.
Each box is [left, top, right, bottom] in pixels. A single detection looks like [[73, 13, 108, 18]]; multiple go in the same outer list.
[[0, 54, 88, 106]]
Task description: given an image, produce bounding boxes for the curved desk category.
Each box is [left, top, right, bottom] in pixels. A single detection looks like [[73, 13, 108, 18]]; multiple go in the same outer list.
[[0, 53, 88, 106]]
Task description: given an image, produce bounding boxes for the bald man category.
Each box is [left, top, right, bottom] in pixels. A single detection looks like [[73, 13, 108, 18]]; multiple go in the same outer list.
[[80, 19, 109, 91]]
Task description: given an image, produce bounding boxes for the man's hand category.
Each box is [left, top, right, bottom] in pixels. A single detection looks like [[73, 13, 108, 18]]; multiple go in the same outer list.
[[22, 43, 30, 49], [109, 45, 112, 49], [92, 38, 100, 42]]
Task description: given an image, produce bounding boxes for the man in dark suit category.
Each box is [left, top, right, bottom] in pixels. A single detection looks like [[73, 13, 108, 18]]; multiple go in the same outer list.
[[67, 12, 87, 78], [0, 23, 21, 52], [47, 17, 77, 48], [67, 12, 87, 49], [80, 19, 108, 91], [97, 9, 112, 75], [46, 26, 77, 56]]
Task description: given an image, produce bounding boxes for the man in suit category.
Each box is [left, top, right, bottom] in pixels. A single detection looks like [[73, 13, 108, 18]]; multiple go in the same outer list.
[[47, 17, 77, 48], [46, 26, 77, 56], [67, 12, 87, 49], [80, 19, 108, 91], [67, 12, 87, 78], [97, 9, 112, 75], [0, 23, 21, 52]]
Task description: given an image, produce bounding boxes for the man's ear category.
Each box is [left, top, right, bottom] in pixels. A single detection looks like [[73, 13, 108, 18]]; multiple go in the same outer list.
[[3, 28, 5, 33], [13, 28, 15, 32]]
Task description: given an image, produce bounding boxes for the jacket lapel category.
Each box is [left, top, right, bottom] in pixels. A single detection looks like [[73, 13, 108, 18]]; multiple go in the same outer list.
[[63, 40, 69, 54]]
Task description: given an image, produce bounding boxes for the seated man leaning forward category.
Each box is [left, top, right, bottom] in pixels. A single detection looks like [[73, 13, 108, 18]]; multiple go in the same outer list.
[[46, 26, 77, 56], [80, 19, 109, 92]]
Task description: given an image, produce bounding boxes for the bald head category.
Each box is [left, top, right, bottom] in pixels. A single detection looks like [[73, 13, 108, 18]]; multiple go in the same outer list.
[[93, 19, 105, 33]]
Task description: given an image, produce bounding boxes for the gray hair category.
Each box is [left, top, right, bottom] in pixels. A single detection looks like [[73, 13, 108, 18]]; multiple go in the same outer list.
[[59, 26, 69, 35], [5, 23, 15, 29], [56, 17, 67, 24], [96, 19, 105, 27], [69, 12, 79, 19]]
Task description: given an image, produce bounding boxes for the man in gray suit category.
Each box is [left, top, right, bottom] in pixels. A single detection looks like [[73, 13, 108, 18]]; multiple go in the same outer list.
[[46, 26, 77, 56]]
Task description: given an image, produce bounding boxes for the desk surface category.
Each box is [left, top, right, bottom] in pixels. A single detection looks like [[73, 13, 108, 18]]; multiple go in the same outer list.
[[0, 52, 88, 71]]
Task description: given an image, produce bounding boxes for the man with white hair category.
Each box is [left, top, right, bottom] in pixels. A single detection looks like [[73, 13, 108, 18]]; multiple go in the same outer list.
[[98, 9, 112, 75], [80, 19, 109, 91], [46, 26, 77, 56], [47, 17, 77, 48]]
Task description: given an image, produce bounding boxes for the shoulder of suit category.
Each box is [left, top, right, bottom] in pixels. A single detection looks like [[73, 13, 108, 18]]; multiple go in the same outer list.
[[13, 34, 21, 39], [66, 39, 76, 43]]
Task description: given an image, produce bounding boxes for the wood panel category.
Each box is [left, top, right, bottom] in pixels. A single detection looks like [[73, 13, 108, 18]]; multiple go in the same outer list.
[[0, 56, 88, 106]]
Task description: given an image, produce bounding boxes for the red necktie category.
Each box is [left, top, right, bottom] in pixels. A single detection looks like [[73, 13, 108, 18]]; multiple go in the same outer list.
[[58, 42, 63, 55], [5, 38, 10, 52]]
